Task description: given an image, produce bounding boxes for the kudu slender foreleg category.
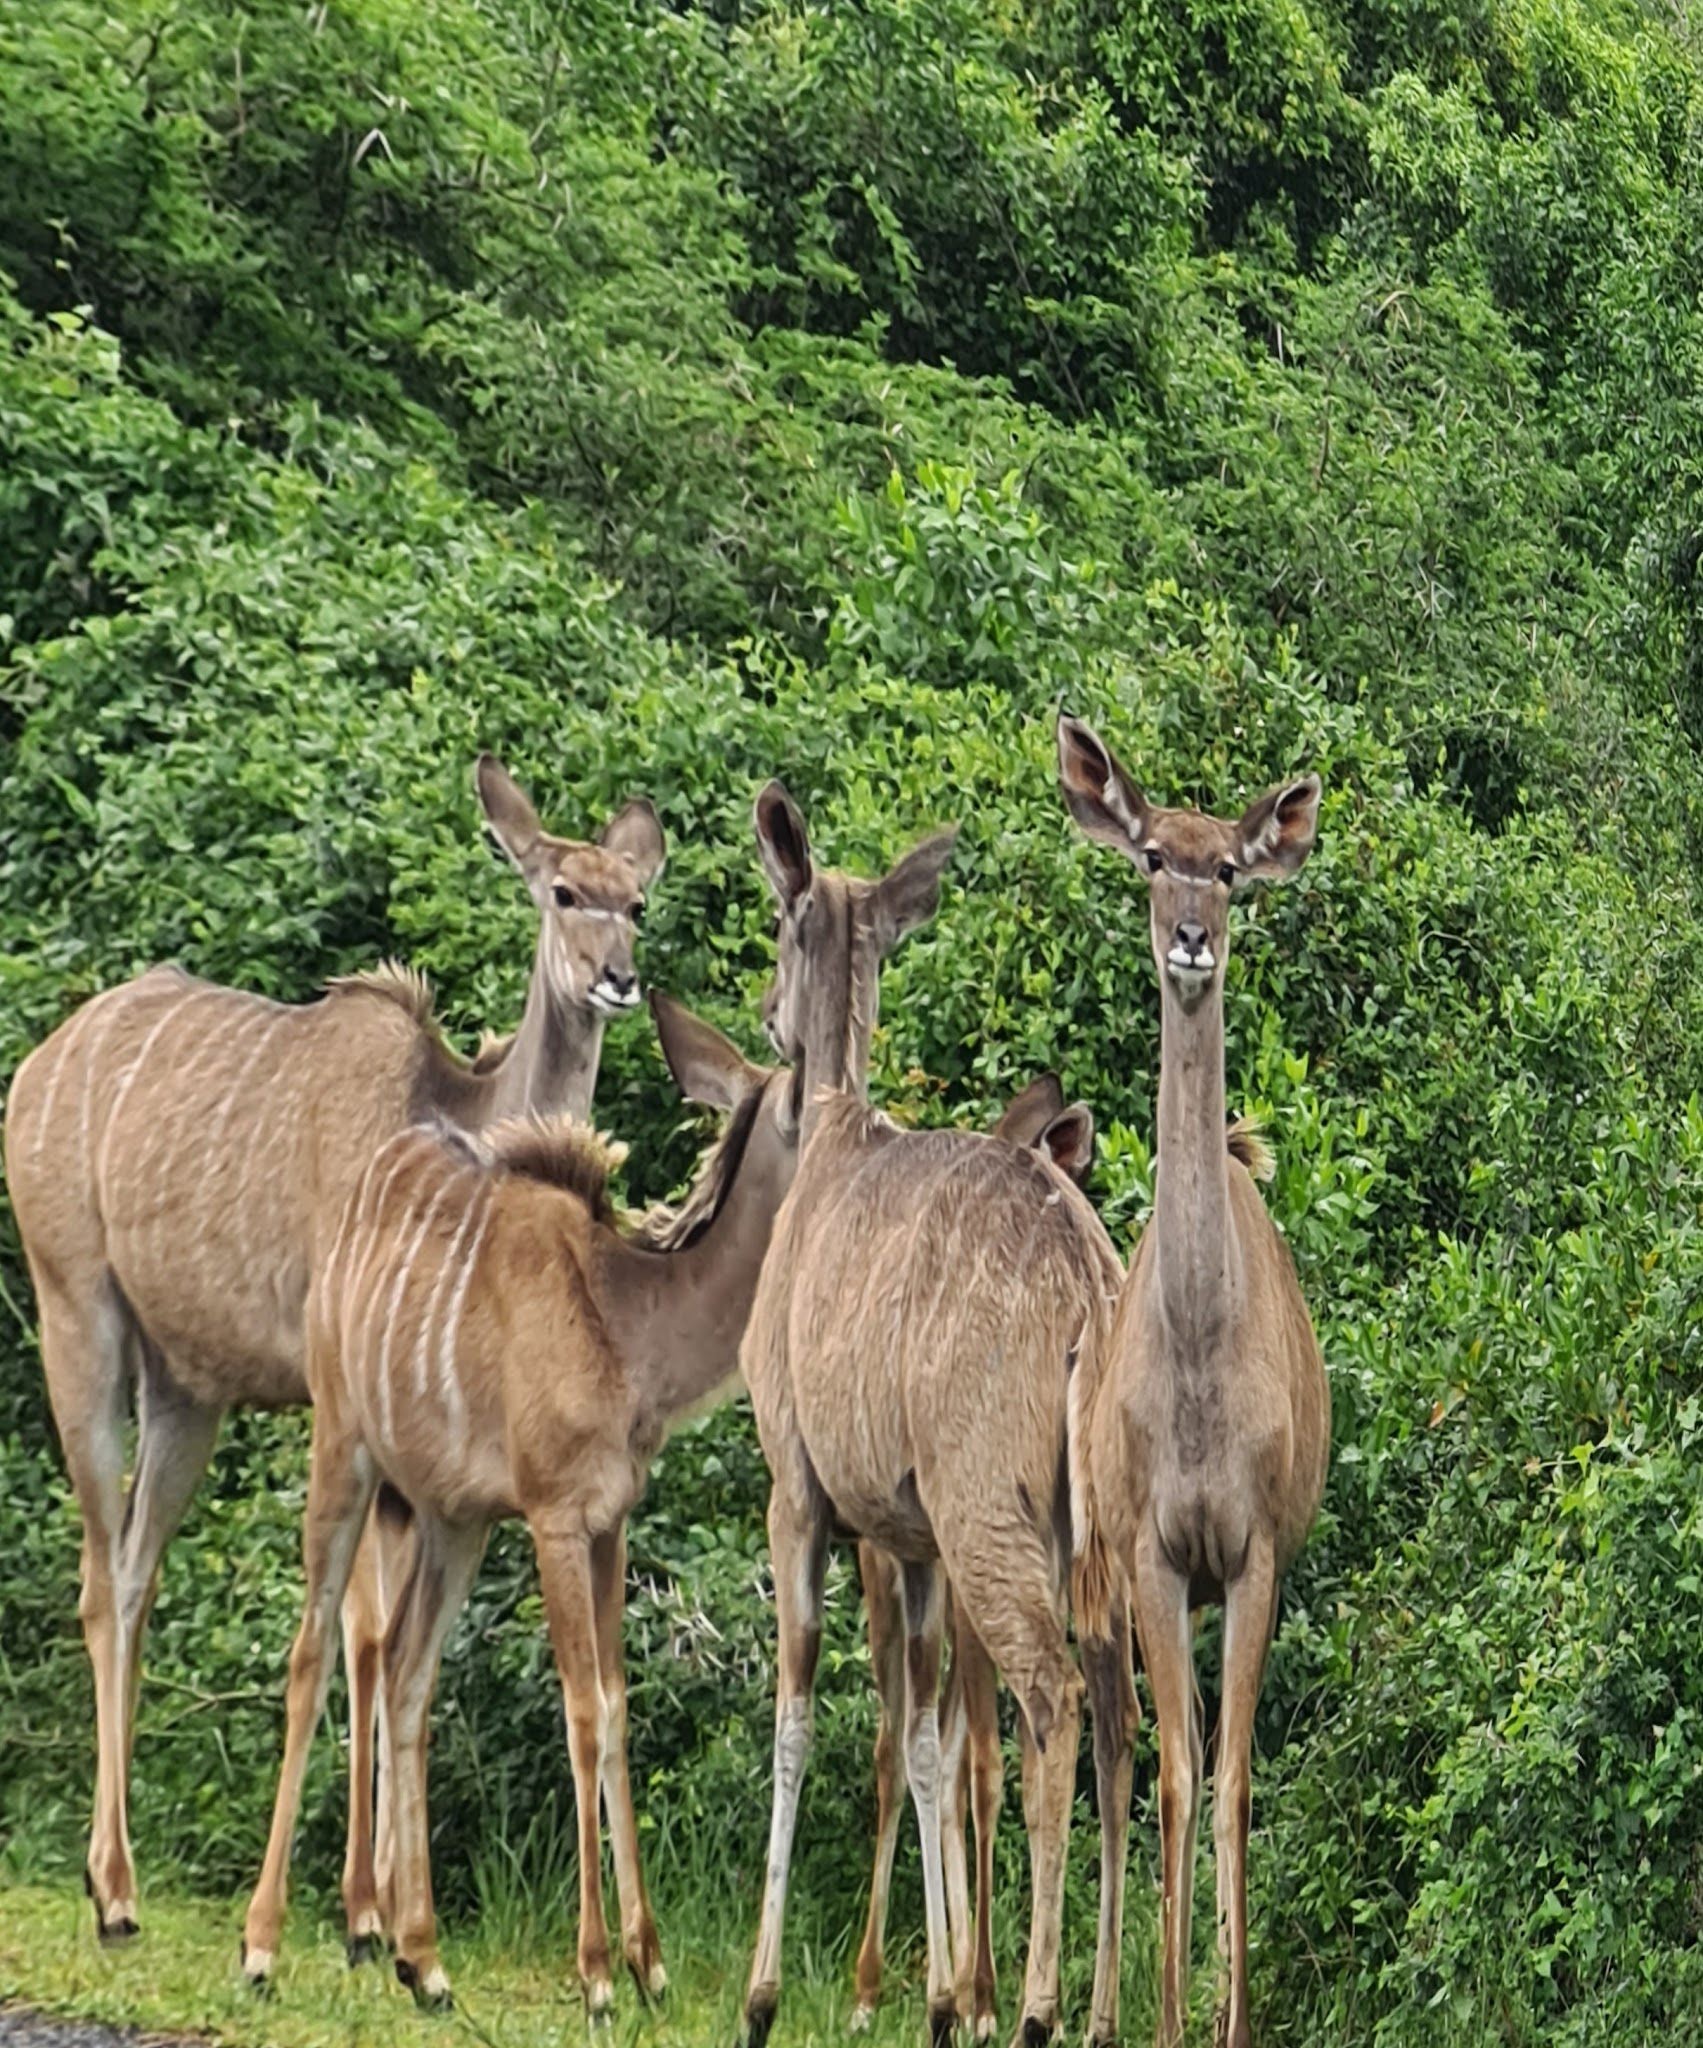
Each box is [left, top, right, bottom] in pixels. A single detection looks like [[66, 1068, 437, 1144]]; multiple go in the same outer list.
[[242, 1425, 378, 1985], [1081, 1602, 1139, 2047], [899, 1558, 956, 2046], [339, 1507, 390, 1961], [742, 1481, 829, 2048], [852, 1542, 907, 2029], [1131, 1560, 1202, 2048], [383, 1512, 487, 2010], [1213, 1543, 1278, 2048], [591, 1523, 665, 1999], [532, 1515, 615, 2019]]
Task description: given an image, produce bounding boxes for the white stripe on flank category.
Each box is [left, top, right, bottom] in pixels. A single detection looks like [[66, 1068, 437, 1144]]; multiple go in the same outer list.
[[75, 986, 139, 1168], [373, 1170, 461, 1445], [209, 1003, 289, 1159], [435, 1184, 492, 1434], [28, 1000, 94, 1165], [342, 1138, 428, 1380], [95, 991, 203, 1205], [413, 1178, 484, 1401]]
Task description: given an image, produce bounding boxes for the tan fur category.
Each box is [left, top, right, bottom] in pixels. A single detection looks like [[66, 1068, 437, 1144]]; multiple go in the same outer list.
[[1058, 713, 1330, 2048], [2, 763, 663, 1944], [737, 788, 1127, 2048], [240, 1024, 797, 2013]]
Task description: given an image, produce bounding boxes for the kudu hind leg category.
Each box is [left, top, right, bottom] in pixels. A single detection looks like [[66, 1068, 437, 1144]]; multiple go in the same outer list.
[[591, 1524, 665, 1999], [952, 1615, 1003, 2042], [742, 1481, 830, 2048], [1131, 1564, 1202, 2048], [339, 1504, 397, 1962], [38, 1282, 140, 1939], [1081, 1603, 1138, 2048], [242, 1428, 379, 1985], [852, 1542, 907, 2029], [1212, 1546, 1278, 2048], [898, 1559, 956, 2046]]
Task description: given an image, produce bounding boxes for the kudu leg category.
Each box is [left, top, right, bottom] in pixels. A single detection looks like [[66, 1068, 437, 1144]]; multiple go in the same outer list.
[[953, 1614, 1003, 2043], [1212, 1545, 1278, 2048], [531, 1515, 616, 2018], [1131, 1563, 1202, 2048], [384, 1512, 487, 2010], [339, 1506, 391, 1962], [591, 1524, 665, 1999], [242, 1426, 378, 1985], [899, 1559, 957, 2047], [1081, 1603, 1139, 2048], [939, 1621, 973, 2014], [852, 1542, 906, 2029], [38, 1284, 142, 1940], [742, 1483, 830, 2048]]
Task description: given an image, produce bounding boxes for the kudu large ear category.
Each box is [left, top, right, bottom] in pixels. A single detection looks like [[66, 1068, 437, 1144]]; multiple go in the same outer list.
[[872, 828, 958, 952], [755, 781, 813, 908], [650, 992, 767, 1112], [476, 755, 552, 884], [1057, 713, 1149, 853], [600, 797, 667, 887], [1037, 1102, 1095, 1184], [1235, 774, 1321, 881], [992, 1072, 1067, 1149]]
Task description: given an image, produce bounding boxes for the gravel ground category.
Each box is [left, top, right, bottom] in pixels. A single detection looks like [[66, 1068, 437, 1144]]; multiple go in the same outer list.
[[0, 2013, 193, 2048]]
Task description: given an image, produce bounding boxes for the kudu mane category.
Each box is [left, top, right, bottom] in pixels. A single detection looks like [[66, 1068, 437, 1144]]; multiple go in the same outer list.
[[476, 1117, 627, 1219], [325, 960, 437, 1027], [631, 1082, 766, 1252]]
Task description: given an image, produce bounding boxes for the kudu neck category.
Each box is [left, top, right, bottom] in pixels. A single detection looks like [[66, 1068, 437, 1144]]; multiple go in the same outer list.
[[1153, 976, 1243, 1346], [797, 924, 875, 1147], [484, 946, 604, 1124], [620, 1120, 788, 1449]]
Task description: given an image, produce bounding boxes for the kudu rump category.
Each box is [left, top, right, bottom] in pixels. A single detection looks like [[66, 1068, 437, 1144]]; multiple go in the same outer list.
[[2, 759, 663, 1944], [737, 787, 1136, 2048], [1058, 713, 1330, 2048]]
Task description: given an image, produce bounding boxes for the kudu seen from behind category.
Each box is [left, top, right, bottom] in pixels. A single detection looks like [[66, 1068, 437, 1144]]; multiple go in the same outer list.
[[853, 1076, 1099, 2040], [240, 995, 798, 2012], [3, 758, 662, 1946], [738, 787, 1137, 2048], [1057, 713, 1330, 2048]]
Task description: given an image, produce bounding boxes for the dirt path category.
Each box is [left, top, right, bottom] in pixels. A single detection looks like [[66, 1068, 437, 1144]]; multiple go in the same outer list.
[[0, 2013, 195, 2048]]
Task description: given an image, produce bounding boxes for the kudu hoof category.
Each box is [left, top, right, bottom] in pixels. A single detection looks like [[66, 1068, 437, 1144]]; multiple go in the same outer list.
[[346, 1931, 385, 1969], [626, 1953, 667, 2004], [848, 2005, 876, 2035], [1017, 2018, 1055, 2048], [395, 1957, 453, 2012], [929, 1997, 958, 2046], [238, 1940, 276, 1997], [85, 1868, 139, 1945], [743, 1989, 778, 2048]]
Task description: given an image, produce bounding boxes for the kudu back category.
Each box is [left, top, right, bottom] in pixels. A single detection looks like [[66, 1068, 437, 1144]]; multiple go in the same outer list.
[[2, 758, 663, 1942]]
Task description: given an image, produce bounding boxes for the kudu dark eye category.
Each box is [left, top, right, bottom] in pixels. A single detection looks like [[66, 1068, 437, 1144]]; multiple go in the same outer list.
[[1143, 847, 1164, 874], [552, 882, 579, 909], [627, 901, 644, 927], [1217, 863, 1237, 887]]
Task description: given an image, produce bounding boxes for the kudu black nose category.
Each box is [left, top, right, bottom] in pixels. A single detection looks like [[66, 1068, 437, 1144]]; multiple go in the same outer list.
[[606, 969, 637, 998], [1177, 920, 1208, 957]]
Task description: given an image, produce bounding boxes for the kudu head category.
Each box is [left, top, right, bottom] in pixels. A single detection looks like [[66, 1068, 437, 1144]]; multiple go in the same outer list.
[[1057, 714, 1319, 1013], [752, 781, 957, 1117], [477, 755, 666, 1018]]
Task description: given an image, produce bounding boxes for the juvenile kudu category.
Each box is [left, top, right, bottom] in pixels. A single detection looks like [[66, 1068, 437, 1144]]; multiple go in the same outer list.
[[2, 758, 662, 1946], [853, 1077, 1098, 2041], [1057, 713, 1330, 2048], [240, 995, 797, 2012], [739, 787, 1135, 2048]]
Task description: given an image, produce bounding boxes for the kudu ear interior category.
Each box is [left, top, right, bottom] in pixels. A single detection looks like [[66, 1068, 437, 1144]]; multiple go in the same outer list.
[[991, 1072, 1067, 1149], [872, 827, 958, 952], [1038, 1102, 1095, 1183], [600, 797, 667, 887], [1235, 773, 1322, 881], [755, 781, 813, 907], [1057, 713, 1149, 853], [476, 754, 550, 878], [649, 992, 765, 1112]]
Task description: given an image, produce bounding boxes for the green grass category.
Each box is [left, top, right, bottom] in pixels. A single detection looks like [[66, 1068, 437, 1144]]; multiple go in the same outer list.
[[0, 1877, 1053, 2048]]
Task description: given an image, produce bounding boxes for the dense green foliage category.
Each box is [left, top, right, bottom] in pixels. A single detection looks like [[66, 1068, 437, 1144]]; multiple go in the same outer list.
[[4, 2, 1703, 2040]]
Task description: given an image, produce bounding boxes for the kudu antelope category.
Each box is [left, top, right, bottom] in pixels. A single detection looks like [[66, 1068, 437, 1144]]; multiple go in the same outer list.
[[738, 787, 1135, 2048], [1056, 713, 1330, 2048], [854, 1076, 1098, 2041], [240, 994, 798, 2011], [2, 758, 662, 1946]]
